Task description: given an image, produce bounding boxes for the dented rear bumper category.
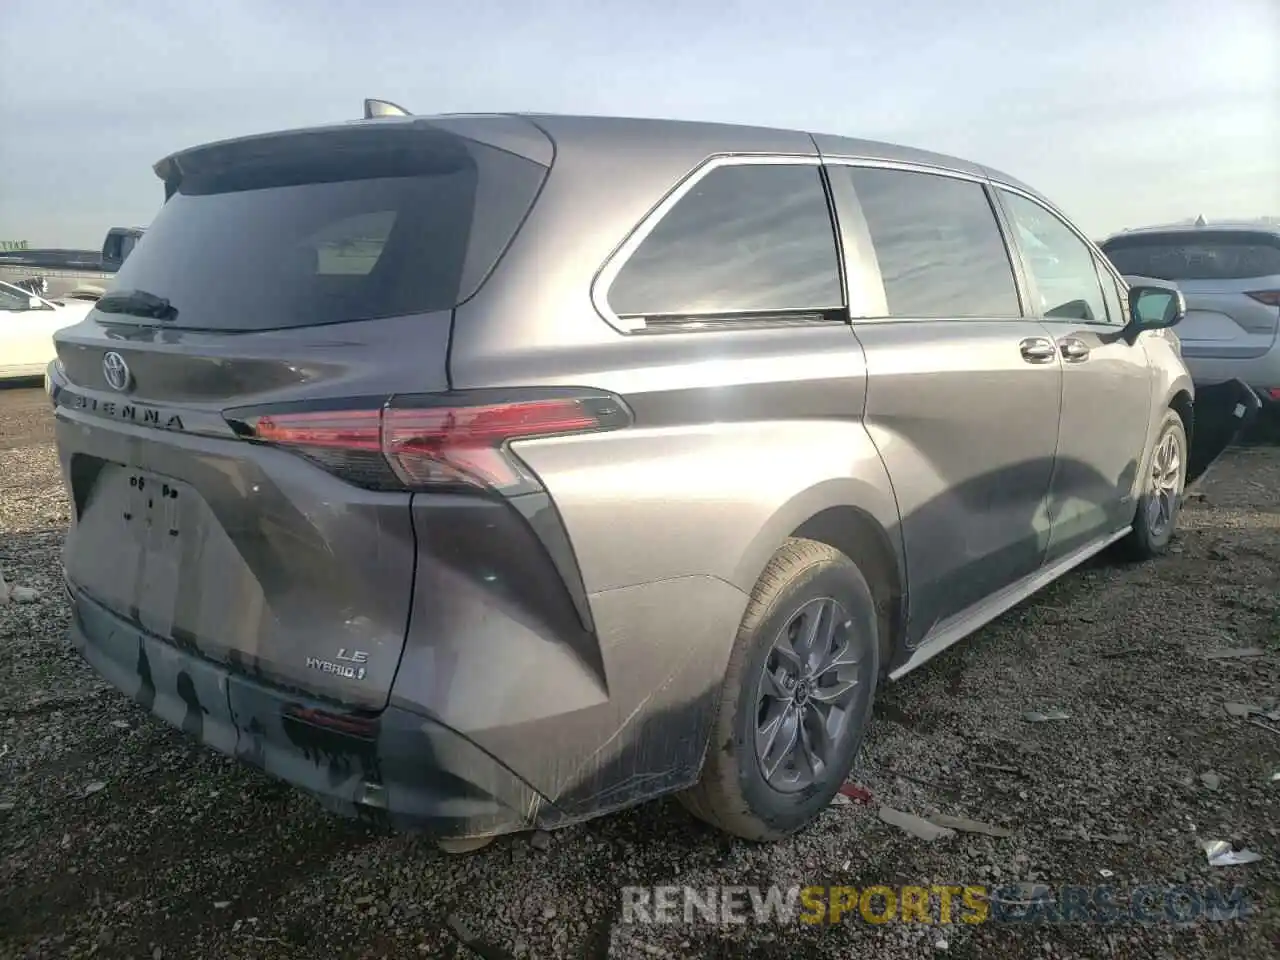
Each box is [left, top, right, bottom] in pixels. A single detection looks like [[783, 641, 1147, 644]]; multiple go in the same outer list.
[[67, 583, 562, 840]]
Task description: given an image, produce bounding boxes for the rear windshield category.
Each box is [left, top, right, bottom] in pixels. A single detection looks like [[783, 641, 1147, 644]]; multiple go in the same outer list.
[[110, 126, 548, 331], [1101, 231, 1280, 282]]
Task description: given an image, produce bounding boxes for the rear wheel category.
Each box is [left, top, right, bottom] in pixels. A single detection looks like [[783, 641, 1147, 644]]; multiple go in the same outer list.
[[1118, 409, 1187, 560], [678, 538, 879, 841]]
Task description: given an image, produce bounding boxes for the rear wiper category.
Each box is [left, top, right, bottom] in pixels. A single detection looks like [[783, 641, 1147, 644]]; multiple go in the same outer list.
[[94, 288, 177, 321]]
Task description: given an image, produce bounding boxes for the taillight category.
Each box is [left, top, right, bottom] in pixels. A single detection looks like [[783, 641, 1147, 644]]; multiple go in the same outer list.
[[228, 392, 630, 495], [1245, 290, 1280, 307], [382, 400, 606, 490]]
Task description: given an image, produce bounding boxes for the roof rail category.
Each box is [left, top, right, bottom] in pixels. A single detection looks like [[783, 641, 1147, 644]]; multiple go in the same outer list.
[[363, 98, 411, 119]]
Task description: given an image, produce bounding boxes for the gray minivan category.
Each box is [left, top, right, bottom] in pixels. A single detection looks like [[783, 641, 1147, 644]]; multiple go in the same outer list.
[[48, 105, 1255, 851]]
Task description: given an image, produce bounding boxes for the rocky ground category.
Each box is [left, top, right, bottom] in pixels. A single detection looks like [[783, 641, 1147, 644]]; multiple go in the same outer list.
[[1, 382, 1277, 959]]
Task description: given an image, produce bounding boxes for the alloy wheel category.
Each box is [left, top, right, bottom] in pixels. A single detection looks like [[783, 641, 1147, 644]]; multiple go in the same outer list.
[[1146, 428, 1183, 538], [753, 597, 865, 794]]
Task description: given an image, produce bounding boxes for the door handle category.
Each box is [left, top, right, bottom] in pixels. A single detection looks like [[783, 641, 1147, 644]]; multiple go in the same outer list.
[[1059, 337, 1090, 362], [1019, 337, 1057, 364]]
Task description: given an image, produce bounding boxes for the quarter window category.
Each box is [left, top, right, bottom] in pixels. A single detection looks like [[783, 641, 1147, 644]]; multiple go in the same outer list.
[[1000, 190, 1108, 325], [844, 167, 1021, 319], [1096, 258, 1126, 326], [607, 163, 843, 320]]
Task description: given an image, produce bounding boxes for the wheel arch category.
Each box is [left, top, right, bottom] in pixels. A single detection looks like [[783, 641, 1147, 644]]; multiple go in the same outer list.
[[1169, 387, 1193, 437], [731, 479, 907, 672], [791, 507, 904, 670], [1132, 369, 1194, 501]]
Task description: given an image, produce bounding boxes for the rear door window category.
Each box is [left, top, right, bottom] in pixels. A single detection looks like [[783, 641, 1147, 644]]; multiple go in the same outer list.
[[843, 166, 1021, 319], [606, 163, 843, 321], [110, 127, 549, 331], [1101, 231, 1280, 282]]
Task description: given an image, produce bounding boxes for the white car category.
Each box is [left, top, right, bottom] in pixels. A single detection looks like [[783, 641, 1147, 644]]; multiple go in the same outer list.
[[0, 280, 94, 380]]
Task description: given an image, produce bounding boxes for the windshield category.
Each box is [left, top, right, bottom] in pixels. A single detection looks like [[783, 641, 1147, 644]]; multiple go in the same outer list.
[[109, 128, 548, 331], [1102, 231, 1280, 282]]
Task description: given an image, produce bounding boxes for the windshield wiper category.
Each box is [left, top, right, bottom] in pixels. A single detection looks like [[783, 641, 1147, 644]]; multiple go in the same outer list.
[[95, 289, 177, 321]]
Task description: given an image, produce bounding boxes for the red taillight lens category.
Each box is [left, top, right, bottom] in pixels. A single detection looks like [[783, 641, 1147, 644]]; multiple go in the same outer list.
[[384, 400, 601, 489], [252, 408, 392, 489], [1245, 290, 1280, 307], [238, 393, 628, 494], [254, 409, 382, 450]]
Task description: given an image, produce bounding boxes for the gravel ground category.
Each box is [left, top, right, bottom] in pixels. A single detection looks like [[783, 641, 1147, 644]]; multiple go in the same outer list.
[[1, 382, 1278, 959]]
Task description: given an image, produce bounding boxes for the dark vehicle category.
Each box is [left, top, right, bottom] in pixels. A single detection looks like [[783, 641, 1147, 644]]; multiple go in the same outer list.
[[0, 226, 144, 300], [48, 102, 1257, 852]]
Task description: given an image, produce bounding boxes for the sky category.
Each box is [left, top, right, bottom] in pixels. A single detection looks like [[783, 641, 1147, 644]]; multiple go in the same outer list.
[[1, 0, 1276, 247]]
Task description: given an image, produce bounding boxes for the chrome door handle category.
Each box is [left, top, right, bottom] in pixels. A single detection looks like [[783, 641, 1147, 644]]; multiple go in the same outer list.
[[1019, 337, 1057, 364], [1059, 337, 1090, 362]]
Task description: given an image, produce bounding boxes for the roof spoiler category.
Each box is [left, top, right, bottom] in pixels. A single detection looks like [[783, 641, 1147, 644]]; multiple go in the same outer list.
[[152, 100, 416, 199], [363, 98, 411, 119]]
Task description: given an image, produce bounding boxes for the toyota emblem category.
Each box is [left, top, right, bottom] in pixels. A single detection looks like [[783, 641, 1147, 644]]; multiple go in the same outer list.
[[102, 351, 131, 392]]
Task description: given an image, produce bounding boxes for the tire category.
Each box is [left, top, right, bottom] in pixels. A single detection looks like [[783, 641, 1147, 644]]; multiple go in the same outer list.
[[1118, 409, 1187, 561], [677, 538, 879, 841], [435, 836, 495, 855]]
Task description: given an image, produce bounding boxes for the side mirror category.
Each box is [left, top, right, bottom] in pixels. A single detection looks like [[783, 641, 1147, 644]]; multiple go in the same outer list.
[[1126, 284, 1186, 333], [27, 295, 42, 311]]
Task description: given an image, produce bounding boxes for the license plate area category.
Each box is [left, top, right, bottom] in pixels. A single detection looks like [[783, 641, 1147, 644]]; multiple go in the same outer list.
[[123, 471, 186, 544], [119, 468, 191, 638], [68, 465, 199, 640]]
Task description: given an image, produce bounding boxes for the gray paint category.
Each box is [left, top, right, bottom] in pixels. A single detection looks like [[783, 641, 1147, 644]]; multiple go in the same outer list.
[[50, 113, 1244, 841]]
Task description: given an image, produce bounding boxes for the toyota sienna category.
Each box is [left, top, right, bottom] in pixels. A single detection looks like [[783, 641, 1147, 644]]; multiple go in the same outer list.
[[49, 103, 1257, 852]]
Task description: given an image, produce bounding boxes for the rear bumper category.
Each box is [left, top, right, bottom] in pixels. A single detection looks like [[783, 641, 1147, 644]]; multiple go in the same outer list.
[[1182, 347, 1280, 401], [67, 582, 561, 840]]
